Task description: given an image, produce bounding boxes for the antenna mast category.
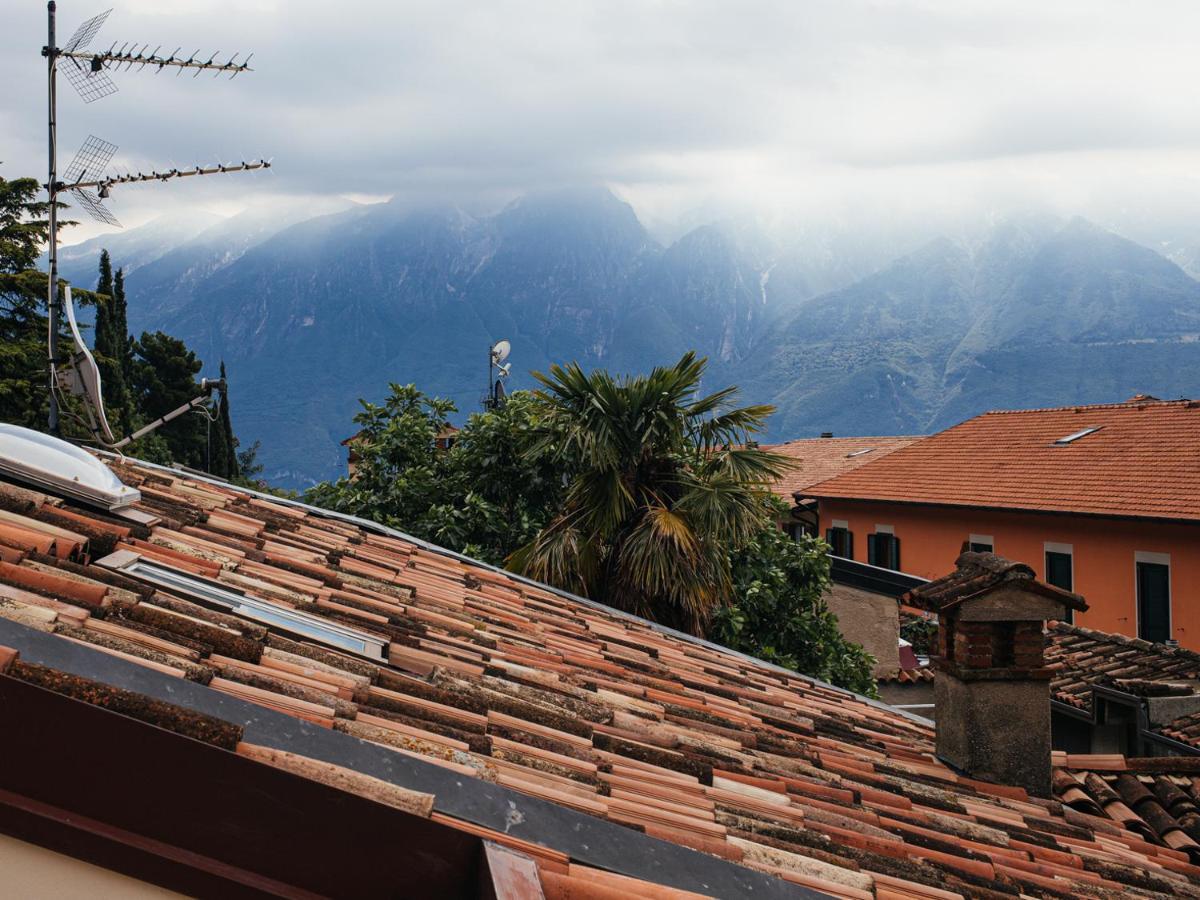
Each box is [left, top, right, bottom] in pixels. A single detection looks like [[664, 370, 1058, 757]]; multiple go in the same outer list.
[[42, 4, 268, 435], [485, 340, 512, 411]]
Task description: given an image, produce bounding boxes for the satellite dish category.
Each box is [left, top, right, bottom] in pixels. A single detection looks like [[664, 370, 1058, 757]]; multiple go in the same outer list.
[[60, 285, 117, 445], [491, 339, 511, 363], [497, 363, 511, 378]]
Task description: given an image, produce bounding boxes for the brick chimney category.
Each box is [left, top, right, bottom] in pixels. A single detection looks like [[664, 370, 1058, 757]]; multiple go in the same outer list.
[[903, 552, 1087, 797]]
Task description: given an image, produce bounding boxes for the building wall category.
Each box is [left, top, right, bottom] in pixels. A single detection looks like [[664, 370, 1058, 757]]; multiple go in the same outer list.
[[820, 499, 1200, 649], [0, 832, 184, 898], [825, 583, 899, 677]]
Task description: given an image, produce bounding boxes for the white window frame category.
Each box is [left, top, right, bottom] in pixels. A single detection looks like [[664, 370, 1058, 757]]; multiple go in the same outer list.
[[1134, 551, 1172, 644], [968, 533, 994, 552], [1043, 542, 1075, 588]]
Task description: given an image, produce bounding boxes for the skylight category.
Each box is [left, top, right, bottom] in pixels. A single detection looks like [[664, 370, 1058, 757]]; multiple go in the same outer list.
[[845, 448, 876, 458], [97, 551, 387, 660], [0, 423, 140, 510], [1053, 426, 1102, 446]]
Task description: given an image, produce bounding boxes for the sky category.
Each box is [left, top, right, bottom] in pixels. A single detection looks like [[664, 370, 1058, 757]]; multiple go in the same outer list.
[[4, 0, 1200, 244]]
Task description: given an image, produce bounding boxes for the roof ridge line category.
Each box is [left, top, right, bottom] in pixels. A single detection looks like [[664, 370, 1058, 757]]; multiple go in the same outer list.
[[981, 399, 1195, 416]]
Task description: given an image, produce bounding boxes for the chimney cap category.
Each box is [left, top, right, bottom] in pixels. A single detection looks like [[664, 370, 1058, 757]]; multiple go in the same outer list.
[[903, 551, 1088, 615]]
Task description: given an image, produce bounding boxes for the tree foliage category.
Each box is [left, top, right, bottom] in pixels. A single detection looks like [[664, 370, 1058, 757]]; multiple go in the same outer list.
[[508, 351, 787, 635], [0, 173, 87, 431], [715, 510, 878, 697], [306, 386, 562, 565], [306, 363, 876, 693], [0, 170, 256, 479]]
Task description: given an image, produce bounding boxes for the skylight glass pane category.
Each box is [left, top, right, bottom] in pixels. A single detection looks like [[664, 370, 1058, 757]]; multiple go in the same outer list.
[[116, 558, 386, 660], [846, 448, 876, 458]]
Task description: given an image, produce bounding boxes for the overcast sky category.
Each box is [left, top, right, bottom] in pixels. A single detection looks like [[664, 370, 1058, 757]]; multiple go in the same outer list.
[[4, 0, 1200, 243]]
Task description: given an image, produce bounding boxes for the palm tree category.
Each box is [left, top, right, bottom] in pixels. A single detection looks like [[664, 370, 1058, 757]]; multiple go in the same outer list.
[[508, 352, 790, 635]]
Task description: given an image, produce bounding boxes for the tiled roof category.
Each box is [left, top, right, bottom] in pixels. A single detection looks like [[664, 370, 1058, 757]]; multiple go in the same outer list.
[[876, 667, 934, 686], [3, 456, 1200, 897], [761, 437, 919, 503], [805, 399, 1200, 521], [1047, 622, 1200, 713], [1159, 711, 1200, 750], [1054, 754, 1200, 865]]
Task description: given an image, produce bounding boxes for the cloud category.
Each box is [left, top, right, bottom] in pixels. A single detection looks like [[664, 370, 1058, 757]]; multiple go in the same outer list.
[[4, 0, 1200, 241]]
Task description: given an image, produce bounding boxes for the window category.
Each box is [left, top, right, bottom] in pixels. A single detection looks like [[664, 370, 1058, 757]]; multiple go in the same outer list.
[[1044, 542, 1074, 623], [1053, 426, 1102, 445], [867, 527, 901, 571], [98, 552, 388, 660], [968, 534, 993, 553], [1136, 552, 1171, 644], [825, 525, 853, 558]]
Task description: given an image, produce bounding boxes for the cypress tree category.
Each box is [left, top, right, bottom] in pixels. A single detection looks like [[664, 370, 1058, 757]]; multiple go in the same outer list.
[[92, 249, 128, 433], [93, 250, 114, 365], [113, 267, 132, 385]]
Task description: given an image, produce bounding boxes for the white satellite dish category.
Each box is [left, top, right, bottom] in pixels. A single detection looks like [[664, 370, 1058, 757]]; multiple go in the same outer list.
[[60, 285, 117, 445], [490, 339, 511, 364]]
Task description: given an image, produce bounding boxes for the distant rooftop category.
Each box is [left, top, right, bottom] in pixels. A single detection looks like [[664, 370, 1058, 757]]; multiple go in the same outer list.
[[805, 398, 1200, 522], [762, 435, 920, 503]]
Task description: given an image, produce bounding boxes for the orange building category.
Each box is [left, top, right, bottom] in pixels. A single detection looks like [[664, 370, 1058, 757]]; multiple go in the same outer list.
[[803, 398, 1200, 649], [762, 434, 918, 537]]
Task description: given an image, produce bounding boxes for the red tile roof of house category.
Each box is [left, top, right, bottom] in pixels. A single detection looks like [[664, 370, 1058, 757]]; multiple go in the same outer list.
[[804, 399, 1200, 521], [1053, 755, 1200, 864], [761, 437, 919, 503], [3, 452, 1200, 896], [1046, 621, 1200, 714]]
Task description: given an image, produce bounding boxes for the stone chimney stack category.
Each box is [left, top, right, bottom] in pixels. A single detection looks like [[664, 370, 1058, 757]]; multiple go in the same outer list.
[[903, 552, 1087, 797]]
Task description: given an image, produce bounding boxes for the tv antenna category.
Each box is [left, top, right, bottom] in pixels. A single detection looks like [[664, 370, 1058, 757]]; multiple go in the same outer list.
[[42, 4, 269, 435], [484, 340, 512, 411]]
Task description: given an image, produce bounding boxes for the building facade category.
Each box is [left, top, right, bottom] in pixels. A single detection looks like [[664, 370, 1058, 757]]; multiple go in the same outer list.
[[804, 399, 1200, 649]]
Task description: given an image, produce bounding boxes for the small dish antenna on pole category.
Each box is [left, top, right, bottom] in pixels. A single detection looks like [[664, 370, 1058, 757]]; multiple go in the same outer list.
[[42, 3, 270, 436], [485, 340, 512, 410]]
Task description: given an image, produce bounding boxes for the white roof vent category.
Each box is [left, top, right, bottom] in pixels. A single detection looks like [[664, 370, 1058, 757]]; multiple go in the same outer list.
[[0, 423, 140, 510]]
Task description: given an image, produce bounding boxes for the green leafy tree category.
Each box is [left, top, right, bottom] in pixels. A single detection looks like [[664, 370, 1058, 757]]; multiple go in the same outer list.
[[307, 366, 876, 693], [714, 510, 877, 696], [0, 173, 94, 432], [92, 251, 136, 435], [305, 386, 562, 566], [130, 331, 207, 468], [508, 352, 786, 635]]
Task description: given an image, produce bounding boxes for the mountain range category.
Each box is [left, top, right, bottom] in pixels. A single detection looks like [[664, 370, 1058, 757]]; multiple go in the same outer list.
[[54, 189, 1200, 487]]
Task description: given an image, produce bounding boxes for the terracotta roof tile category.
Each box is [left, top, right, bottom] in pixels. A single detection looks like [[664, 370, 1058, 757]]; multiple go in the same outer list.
[[3, 454, 1200, 897], [763, 436, 920, 502], [806, 399, 1200, 520]]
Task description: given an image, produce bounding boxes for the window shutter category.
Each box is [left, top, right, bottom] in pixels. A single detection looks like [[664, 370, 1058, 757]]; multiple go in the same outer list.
[[867, 534, 878, 566], [825, 528, 834, 547], [847, 532, 853, 560], [892, 536, 901, 571]]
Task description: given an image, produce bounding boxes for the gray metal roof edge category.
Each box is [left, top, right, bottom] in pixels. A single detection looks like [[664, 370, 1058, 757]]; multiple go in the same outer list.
[[95, 451, 935, 727]]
